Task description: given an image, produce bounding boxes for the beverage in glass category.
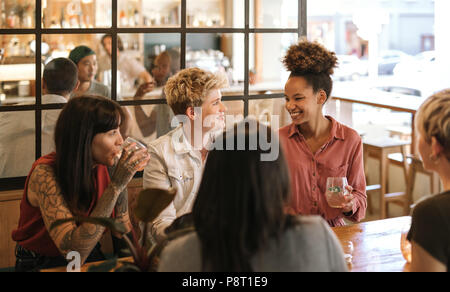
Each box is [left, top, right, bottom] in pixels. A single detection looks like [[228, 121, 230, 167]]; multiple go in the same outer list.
[[400, 221, 412, 263], [120, 137, 148, 171], [325, 177, 349, 208]]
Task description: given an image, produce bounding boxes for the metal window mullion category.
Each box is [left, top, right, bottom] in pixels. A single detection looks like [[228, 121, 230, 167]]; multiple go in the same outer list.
[[111, 0, 118, 101], [35, 0, 42, 160], [181, 0, 187, 70], [244, 0, 250, 117], [300, 0, 307, 37]]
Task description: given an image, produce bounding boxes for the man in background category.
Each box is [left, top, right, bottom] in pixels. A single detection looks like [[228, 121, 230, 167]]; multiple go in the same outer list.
[[0, 58, 78, 178]]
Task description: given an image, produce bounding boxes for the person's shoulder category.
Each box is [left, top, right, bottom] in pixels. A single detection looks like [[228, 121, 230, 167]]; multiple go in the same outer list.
[[278, 124, 291, 135], [290, 215, 330, 234], [158, 231, 200, 271], [332, 119, 361, 142], [413, 191, 450, 218], [148, 127, 180, 153]]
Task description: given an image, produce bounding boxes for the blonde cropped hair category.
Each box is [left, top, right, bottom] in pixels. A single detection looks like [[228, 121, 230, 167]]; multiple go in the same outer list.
[[416, 89, 450, 160], [164, 67, 228, 115]]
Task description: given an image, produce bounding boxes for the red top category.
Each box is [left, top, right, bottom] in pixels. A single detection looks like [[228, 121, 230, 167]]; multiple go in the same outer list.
[[279, 116, 367, 227], [11, 153, 111, 257]]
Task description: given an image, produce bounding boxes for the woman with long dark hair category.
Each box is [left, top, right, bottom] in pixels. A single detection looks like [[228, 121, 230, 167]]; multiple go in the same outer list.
[[158, 121, 347, 272], [12, 95, 150, 271]]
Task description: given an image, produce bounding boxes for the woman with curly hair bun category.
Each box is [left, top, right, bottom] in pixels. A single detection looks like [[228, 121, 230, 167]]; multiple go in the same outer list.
[[279, 40, 367, 227]]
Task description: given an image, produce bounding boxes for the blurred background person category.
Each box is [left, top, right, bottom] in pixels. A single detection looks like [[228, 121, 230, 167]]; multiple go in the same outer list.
[[0, 58, 79, 178], [100, 34, 153, 97], [69, 45, 111, 99]]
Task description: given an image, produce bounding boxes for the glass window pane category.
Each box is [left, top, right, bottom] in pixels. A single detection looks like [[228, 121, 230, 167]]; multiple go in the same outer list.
[[250, 0, 298, 28], [0, 110, 35, 178], [187, 33, 244, 96], [249, 33, 298, 95], [0, 0, 35, 28], [41, 109, 62, 156], [187, 0, 244, 28], [107, 33, 181, 100], [118, 0, 181, 28], [223, 100, 244, 129], [307, 0, 445, 141], [42, 34, 111, 99], [0, 35, 36, 106], [42, 0, 111, 28], [249, 98, 290, 128]]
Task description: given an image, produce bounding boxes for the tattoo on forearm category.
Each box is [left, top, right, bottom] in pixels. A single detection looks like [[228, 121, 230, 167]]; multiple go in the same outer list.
[[32, 164, 122, 263]]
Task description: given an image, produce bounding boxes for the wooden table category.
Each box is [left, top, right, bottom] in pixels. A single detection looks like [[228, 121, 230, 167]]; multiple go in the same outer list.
[[332, 216, 411, 272], [43, 216, 412, 272]]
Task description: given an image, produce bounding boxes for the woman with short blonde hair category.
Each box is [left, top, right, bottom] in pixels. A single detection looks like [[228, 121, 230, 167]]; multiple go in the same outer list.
[[164, 67, 228, 115], [143, 67, 228, 242], [408, 89, 450, 272]]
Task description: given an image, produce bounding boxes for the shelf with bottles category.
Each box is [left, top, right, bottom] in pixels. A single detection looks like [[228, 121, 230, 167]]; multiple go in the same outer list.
[[186, 0, 226, 28], [118, 0, 181, 27], [41, 0, 112, 29], [0, 0, 35, 29]]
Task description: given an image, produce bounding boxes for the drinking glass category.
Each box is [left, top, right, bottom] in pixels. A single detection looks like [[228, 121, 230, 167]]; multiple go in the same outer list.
[[342, 240, 354, 266], [121, 137, 148, 171], [325, 177, 350, 208], [400, 221, 412, 263]]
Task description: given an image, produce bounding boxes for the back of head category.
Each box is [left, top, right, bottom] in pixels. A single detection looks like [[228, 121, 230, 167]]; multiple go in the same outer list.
[[283, 39, 338, 101], [193, 120, 291, 271], [416, 89, 450, 160], [43, 58, 78, 95], [164, 67, 228, 115], [54, 95, 123, 215]]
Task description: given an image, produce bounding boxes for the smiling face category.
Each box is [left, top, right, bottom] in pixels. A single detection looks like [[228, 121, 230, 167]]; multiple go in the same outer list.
[[284, 76, 326, 125], [91, 127, 124, 167], [77, 54, 98, 83]]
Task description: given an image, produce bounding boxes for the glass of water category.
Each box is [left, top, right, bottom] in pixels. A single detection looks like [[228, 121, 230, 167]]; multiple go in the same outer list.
[[325, 177, 350, 208]]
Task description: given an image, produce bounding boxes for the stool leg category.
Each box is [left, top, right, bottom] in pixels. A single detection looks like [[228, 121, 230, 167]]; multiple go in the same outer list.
[[380, 149, 388, 219], [402, 146, 411, 215], [364, 147, 373, 215]]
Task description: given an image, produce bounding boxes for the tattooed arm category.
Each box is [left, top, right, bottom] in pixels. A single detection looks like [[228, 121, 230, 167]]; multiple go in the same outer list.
[[112, 187, 132, 238], [28, 147, 150, 265], [28, 164, 120, 264]]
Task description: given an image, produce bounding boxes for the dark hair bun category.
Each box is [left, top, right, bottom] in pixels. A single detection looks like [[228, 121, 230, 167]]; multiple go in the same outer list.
[[283, 40, 338, 75]]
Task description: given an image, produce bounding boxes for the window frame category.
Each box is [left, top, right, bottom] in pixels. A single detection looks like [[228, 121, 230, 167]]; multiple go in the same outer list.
[[0, 0, 306, 190]]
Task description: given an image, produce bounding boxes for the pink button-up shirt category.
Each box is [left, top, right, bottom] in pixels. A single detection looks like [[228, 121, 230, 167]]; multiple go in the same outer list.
[[279, 116, 367, 227]]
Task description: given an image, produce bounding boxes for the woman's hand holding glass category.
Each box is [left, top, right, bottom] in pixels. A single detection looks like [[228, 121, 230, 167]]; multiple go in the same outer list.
[[111, 138, 150, 192], [325, 177, 355, 213]]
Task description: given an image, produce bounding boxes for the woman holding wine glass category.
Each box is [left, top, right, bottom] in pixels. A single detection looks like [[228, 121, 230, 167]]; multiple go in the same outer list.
[[279, 40, 367, 227]]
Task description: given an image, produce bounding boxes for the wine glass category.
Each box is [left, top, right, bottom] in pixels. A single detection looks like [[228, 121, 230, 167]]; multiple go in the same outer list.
[[325, 177, 350, 208], [342, 240, 354, 267], [400, 220, 412, 263]]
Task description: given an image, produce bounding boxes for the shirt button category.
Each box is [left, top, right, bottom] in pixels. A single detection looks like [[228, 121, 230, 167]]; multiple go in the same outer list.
[[313, 186, 316, 191], [313, 201, 318, 207]]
